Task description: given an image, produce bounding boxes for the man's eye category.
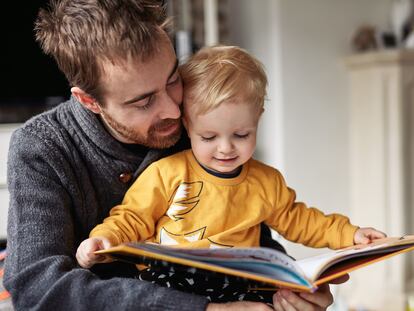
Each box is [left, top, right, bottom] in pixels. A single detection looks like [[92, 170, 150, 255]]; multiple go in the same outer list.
[[201, 136, 215, 142], [136, 96, 154, 110], [235, 133, 249, 139], [167, 75, 180, 86]]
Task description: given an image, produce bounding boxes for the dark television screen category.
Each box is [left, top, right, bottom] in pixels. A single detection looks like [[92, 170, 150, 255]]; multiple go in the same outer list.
[[0, 2, 69, 104]]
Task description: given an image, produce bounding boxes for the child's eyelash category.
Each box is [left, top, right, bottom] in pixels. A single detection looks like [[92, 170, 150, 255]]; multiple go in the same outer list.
[[235, 133, 249, 139], [201, 136, 215, 142]]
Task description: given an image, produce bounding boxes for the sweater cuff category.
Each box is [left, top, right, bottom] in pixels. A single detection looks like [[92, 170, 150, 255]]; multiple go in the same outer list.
[[340, 223, 359, 247], [89, 229, 121, 246]]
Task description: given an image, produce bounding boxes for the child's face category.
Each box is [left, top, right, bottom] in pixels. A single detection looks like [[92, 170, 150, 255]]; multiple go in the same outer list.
[[184, 98, 260, 174]]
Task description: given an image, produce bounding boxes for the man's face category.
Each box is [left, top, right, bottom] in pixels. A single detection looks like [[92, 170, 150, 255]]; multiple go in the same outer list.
[[97, 36, 183, 148]]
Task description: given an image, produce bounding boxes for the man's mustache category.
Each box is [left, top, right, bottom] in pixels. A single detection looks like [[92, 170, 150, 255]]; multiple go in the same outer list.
[[151, 118, 181, 131]]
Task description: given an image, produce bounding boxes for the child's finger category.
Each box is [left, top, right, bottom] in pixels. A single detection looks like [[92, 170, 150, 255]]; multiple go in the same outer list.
[[364, 228, 386, 240], [371, 230, 386, 239], [78, 254, 92, 268]]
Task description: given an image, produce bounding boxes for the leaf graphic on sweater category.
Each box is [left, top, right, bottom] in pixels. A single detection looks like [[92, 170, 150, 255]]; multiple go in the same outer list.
[[207, 238, 233, 249], [159, 227, 207, 245], [166, 181, 203, 220]]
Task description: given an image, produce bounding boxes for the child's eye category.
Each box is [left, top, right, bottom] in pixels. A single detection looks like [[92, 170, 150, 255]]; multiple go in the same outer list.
[[234, 133, 249, 139], [201, 136, 215, 142]]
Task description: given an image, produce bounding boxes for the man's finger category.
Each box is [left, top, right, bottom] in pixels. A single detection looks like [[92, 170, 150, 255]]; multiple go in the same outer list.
[[275, 290, 308, 311], [299, 284, 333, 307], [327, 273, 349, 284]]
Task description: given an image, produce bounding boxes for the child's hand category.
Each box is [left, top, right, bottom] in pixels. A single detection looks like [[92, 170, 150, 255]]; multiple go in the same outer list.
[[76, 237, 113, 268], [354, 227, 386, 245]]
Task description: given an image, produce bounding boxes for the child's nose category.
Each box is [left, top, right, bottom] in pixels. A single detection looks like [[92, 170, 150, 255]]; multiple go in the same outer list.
[[218, 139, 234, 154]]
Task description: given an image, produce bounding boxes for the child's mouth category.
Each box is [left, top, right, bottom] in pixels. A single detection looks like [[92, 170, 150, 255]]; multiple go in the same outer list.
[[214, 156, 238, 162]]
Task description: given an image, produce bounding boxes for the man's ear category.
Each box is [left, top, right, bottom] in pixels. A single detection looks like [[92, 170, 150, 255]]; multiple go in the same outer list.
[[71, 87, 102, 114]]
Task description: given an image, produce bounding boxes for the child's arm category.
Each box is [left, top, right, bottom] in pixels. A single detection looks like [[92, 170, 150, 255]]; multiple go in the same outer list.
[[266, 170, 356, 249], [76, 237, 113, 268], [267, 169, 387, 249], [354, 227, 386, 244], [89, 163, 169, 246]]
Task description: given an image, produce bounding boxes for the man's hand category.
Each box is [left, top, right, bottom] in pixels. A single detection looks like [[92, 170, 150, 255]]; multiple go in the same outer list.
[[354, 227, 386, 244], [272, 274, 349, 311], [206, 275, 351, 311], [76, 237, 113, 268], [206, 301, 273, 311], [206, 278, 338, 311], [273, 285, 332, 311]]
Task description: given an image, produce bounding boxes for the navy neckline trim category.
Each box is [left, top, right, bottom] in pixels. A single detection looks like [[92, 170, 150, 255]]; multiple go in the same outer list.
[[200, 164, 242, 179]]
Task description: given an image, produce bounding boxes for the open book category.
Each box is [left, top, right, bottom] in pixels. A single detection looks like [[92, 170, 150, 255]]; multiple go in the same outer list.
[[96, 235, 414, 292]]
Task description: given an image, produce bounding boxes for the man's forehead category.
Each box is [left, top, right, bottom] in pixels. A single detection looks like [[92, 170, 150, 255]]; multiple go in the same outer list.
[[100, 42, 174, 81], [100, 54, 145, 76], [99, 32, 172, 71], [97, 52, 178, 105]]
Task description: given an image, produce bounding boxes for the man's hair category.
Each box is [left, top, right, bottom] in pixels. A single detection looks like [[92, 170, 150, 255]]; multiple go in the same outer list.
[[179, 46, 267, 116], [35, 0, 168, 102]]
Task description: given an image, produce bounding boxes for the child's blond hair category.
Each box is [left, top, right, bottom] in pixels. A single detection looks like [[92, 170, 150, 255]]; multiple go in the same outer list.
[[179, 46, 267, 116]]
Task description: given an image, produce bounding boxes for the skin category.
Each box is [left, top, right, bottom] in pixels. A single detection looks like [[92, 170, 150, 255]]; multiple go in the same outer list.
[[183, 99, 260, 174], [72, 34, 183, 149], [72, 30, 382, 310]]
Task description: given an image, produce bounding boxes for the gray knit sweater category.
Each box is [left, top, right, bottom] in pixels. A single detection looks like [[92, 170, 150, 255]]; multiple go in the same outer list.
[[4, 97, 209, 310]]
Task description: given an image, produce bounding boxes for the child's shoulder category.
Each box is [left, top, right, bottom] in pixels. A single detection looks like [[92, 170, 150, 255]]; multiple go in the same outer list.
[[140, 150, 191, 181], [249, 158, 284, 179], [151, 149, 191, 169]]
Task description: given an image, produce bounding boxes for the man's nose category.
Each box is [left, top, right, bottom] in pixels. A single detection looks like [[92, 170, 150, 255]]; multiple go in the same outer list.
[[158, 92, 181, 120]]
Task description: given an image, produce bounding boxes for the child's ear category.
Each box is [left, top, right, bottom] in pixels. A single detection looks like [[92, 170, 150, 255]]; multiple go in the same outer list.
[[71, 87, 102, 114]]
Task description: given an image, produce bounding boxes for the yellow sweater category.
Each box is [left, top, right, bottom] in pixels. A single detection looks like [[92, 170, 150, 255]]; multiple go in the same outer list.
[[91, 150, 358, 249]]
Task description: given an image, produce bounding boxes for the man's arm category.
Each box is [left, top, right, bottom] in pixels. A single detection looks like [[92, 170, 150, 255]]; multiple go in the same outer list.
[[4, 128, 209, 311]]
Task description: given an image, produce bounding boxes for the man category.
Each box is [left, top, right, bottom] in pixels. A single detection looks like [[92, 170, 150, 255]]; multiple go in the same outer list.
[[4, 0, 341, 310]]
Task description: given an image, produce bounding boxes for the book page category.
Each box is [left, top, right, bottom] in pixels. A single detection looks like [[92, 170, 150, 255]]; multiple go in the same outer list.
[[297, 236, 414, 281], [140, 244, 301, 272]]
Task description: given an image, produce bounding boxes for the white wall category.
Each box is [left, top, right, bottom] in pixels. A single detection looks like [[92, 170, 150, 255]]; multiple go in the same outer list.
[[0, 125, 17, 239], [227, 0, 393, 258]]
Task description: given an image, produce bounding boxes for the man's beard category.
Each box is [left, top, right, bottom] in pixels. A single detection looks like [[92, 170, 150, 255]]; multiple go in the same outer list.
[[100, 110, 182, 149]]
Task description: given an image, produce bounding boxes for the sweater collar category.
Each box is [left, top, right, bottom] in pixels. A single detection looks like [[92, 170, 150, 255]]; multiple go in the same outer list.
[[67, 96, 189, 178], [68, 96, 151, 163]]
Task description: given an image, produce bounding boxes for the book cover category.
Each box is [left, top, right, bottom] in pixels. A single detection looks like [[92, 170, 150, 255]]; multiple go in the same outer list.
[[96, 235, 414, 292]]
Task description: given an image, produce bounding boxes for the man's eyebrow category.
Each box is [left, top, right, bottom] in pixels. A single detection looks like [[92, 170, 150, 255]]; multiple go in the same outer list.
[[121, 59, 179, 106]]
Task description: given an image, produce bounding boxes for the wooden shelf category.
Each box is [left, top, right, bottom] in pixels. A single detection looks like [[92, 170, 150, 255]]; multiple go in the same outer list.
[[344, 49, 414, 68]]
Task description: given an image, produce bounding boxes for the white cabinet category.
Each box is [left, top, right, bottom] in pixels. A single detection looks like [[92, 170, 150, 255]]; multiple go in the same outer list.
[[344, 50, 414, 311], [0, 124, 19, 239]]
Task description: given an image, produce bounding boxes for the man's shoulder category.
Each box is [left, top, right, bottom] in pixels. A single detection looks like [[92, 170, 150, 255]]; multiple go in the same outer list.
[[10, 99, 74, 155], [14, 99, 71, 140]]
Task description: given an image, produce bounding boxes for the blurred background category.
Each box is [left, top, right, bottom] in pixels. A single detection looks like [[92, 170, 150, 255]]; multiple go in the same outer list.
[[1, 0, 414, 310]]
